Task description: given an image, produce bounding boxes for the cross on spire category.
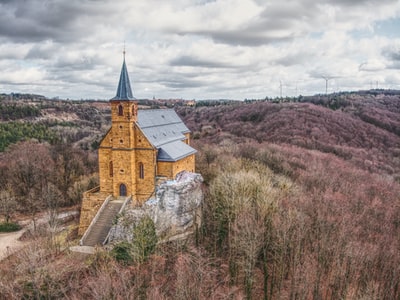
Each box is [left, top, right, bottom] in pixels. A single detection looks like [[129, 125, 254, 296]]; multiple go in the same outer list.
[[123, 40, 126, 59]]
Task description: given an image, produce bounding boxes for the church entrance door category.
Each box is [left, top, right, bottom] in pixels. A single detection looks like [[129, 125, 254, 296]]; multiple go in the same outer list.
[[119, 184, 127, 196]]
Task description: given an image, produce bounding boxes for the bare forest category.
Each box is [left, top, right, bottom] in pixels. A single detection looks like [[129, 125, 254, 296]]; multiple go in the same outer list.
[[0, 92, 399, 299]]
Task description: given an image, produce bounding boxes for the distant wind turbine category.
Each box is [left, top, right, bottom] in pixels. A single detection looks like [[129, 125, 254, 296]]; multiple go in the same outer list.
[[321, 75, 340, 94], [321, 76, 331, 94]]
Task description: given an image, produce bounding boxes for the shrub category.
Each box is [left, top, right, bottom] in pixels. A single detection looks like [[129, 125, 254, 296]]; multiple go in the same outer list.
[[0, 222, 21, 232], [111, 241, 133, 265], [132, 215, 157, 263]]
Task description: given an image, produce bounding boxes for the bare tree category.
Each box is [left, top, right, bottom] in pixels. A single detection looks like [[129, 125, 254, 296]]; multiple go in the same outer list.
[[51, 144, 84, 205], [0, 184, 17, 223], [232, 209, 266, 299], [7, 141, 54, 230]]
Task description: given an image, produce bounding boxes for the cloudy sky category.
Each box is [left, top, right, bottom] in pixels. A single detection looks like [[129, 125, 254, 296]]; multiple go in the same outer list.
[[0, 0, 400, 100]]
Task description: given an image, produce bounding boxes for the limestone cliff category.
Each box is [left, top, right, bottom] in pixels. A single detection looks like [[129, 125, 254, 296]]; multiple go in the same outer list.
[[108, 171, 203, 243]]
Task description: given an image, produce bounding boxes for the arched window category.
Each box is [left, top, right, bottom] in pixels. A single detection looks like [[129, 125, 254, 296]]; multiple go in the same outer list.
[[118, 104, 123, 116], [139, 162, 144, 179], [109, 161, 113, 177]]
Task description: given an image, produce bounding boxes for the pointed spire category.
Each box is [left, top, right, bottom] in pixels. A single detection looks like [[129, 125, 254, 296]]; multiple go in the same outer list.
[[112, 52, 135, 101]]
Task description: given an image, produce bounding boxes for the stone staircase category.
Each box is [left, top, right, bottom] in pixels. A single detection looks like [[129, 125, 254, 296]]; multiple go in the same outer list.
[[81, 199, 125, 246]]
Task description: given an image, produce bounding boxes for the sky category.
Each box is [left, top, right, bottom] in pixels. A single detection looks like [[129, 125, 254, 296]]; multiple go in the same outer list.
[[0, 0, 400, 100]]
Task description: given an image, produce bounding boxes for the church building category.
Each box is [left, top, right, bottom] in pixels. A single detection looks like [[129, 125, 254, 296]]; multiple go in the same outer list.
[[98, 56, 196, 202]]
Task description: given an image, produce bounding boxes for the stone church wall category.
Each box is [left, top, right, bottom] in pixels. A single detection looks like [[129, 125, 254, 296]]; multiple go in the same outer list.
[[135, 148, 157, 202], [172, 154, 196, 177], [157, 161, 174, 178], [157, 154, 196, 179]]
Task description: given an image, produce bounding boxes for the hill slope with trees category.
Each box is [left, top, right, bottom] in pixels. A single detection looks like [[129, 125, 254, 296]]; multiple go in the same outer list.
[[0, 92, 399, 299], [178, 92, 400, 178]]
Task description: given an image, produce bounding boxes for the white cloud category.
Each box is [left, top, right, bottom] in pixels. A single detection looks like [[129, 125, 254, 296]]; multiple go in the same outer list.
[[0, 0, 400, 99]]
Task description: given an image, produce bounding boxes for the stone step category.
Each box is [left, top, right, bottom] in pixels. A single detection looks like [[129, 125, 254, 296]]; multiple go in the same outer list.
[[82, 200, 124, 246]]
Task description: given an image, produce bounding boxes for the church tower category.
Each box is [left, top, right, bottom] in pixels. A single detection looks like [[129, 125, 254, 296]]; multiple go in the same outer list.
[[79, 52, 197, 238], [99, 55, 138, 197], [98, 53, 196, 202]]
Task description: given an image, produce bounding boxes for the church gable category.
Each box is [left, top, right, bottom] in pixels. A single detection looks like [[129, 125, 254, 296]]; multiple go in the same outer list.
[[99, 129, 112, 148], [133, 124, 153, 149]]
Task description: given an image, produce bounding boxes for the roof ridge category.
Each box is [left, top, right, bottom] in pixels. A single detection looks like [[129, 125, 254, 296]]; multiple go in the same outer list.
[[137, 120, 183, 128], [155, 137, 186, 147], [139, 108, 176, 112]]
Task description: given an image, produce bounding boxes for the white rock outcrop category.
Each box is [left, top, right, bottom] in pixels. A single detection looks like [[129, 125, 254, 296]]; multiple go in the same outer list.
[[108, 171, 203, 243]]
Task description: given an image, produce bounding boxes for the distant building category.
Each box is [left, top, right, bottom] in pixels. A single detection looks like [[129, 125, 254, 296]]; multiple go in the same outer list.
[[185, 100, 196, 107]]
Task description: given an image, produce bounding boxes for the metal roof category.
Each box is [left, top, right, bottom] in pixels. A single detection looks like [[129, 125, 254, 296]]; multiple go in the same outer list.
[[137, 109, 190, 147], [137, 109, 196, 161], [111, 58, 136, 101], [138, 109, 190, 131], [139, 123, 186, 147], [157, 140, 197, 162]]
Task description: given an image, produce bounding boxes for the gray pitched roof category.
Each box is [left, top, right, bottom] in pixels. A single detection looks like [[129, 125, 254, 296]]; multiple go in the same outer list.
[[157, 140, 197, 162], [137, 109, 196, 162], [111, 59, 136, 101]]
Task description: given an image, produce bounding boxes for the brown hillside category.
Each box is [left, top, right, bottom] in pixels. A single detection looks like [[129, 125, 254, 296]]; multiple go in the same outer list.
[[178, 99, 400, 176], [1, 93, 400, 299]]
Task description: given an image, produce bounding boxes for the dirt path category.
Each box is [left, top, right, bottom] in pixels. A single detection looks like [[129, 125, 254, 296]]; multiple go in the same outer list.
[[0, 210, 79, 261], [0, 229, 27, 260]]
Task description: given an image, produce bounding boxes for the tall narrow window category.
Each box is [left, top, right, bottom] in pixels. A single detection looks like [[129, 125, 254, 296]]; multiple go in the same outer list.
[[109, 161, 113, 177], [139, 162, 144, 179], [118, 104, 123, 116]]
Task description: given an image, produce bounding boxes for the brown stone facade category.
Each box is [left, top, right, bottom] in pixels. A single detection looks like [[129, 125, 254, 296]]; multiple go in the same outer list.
[[98, 100, 195, 202], [79, 100, 195, 235], [78, 186, 109, 235], [157, 154, 195, 179]]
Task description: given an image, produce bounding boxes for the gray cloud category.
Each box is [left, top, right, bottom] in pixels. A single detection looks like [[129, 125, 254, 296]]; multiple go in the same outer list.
[[326, 0, 396, 6], [274, 52, 314, 67], [25, 43, 58, 59], [382, 45, 400, 70], [160, 78, 206, 89], [52, 55, 103, 71], [0, 0, 399, 99], [170, 55, 235, 68], [206, 30, 294, 46], [384, 49, 400, 61], [0, 0, 115, 43]]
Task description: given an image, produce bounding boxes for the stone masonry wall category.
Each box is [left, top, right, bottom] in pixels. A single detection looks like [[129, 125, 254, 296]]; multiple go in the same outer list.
[[157, 161, 173, 178], [172, 154, 195, 177], [78, 187, 109, 235], [157, 154, 195, 180]]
